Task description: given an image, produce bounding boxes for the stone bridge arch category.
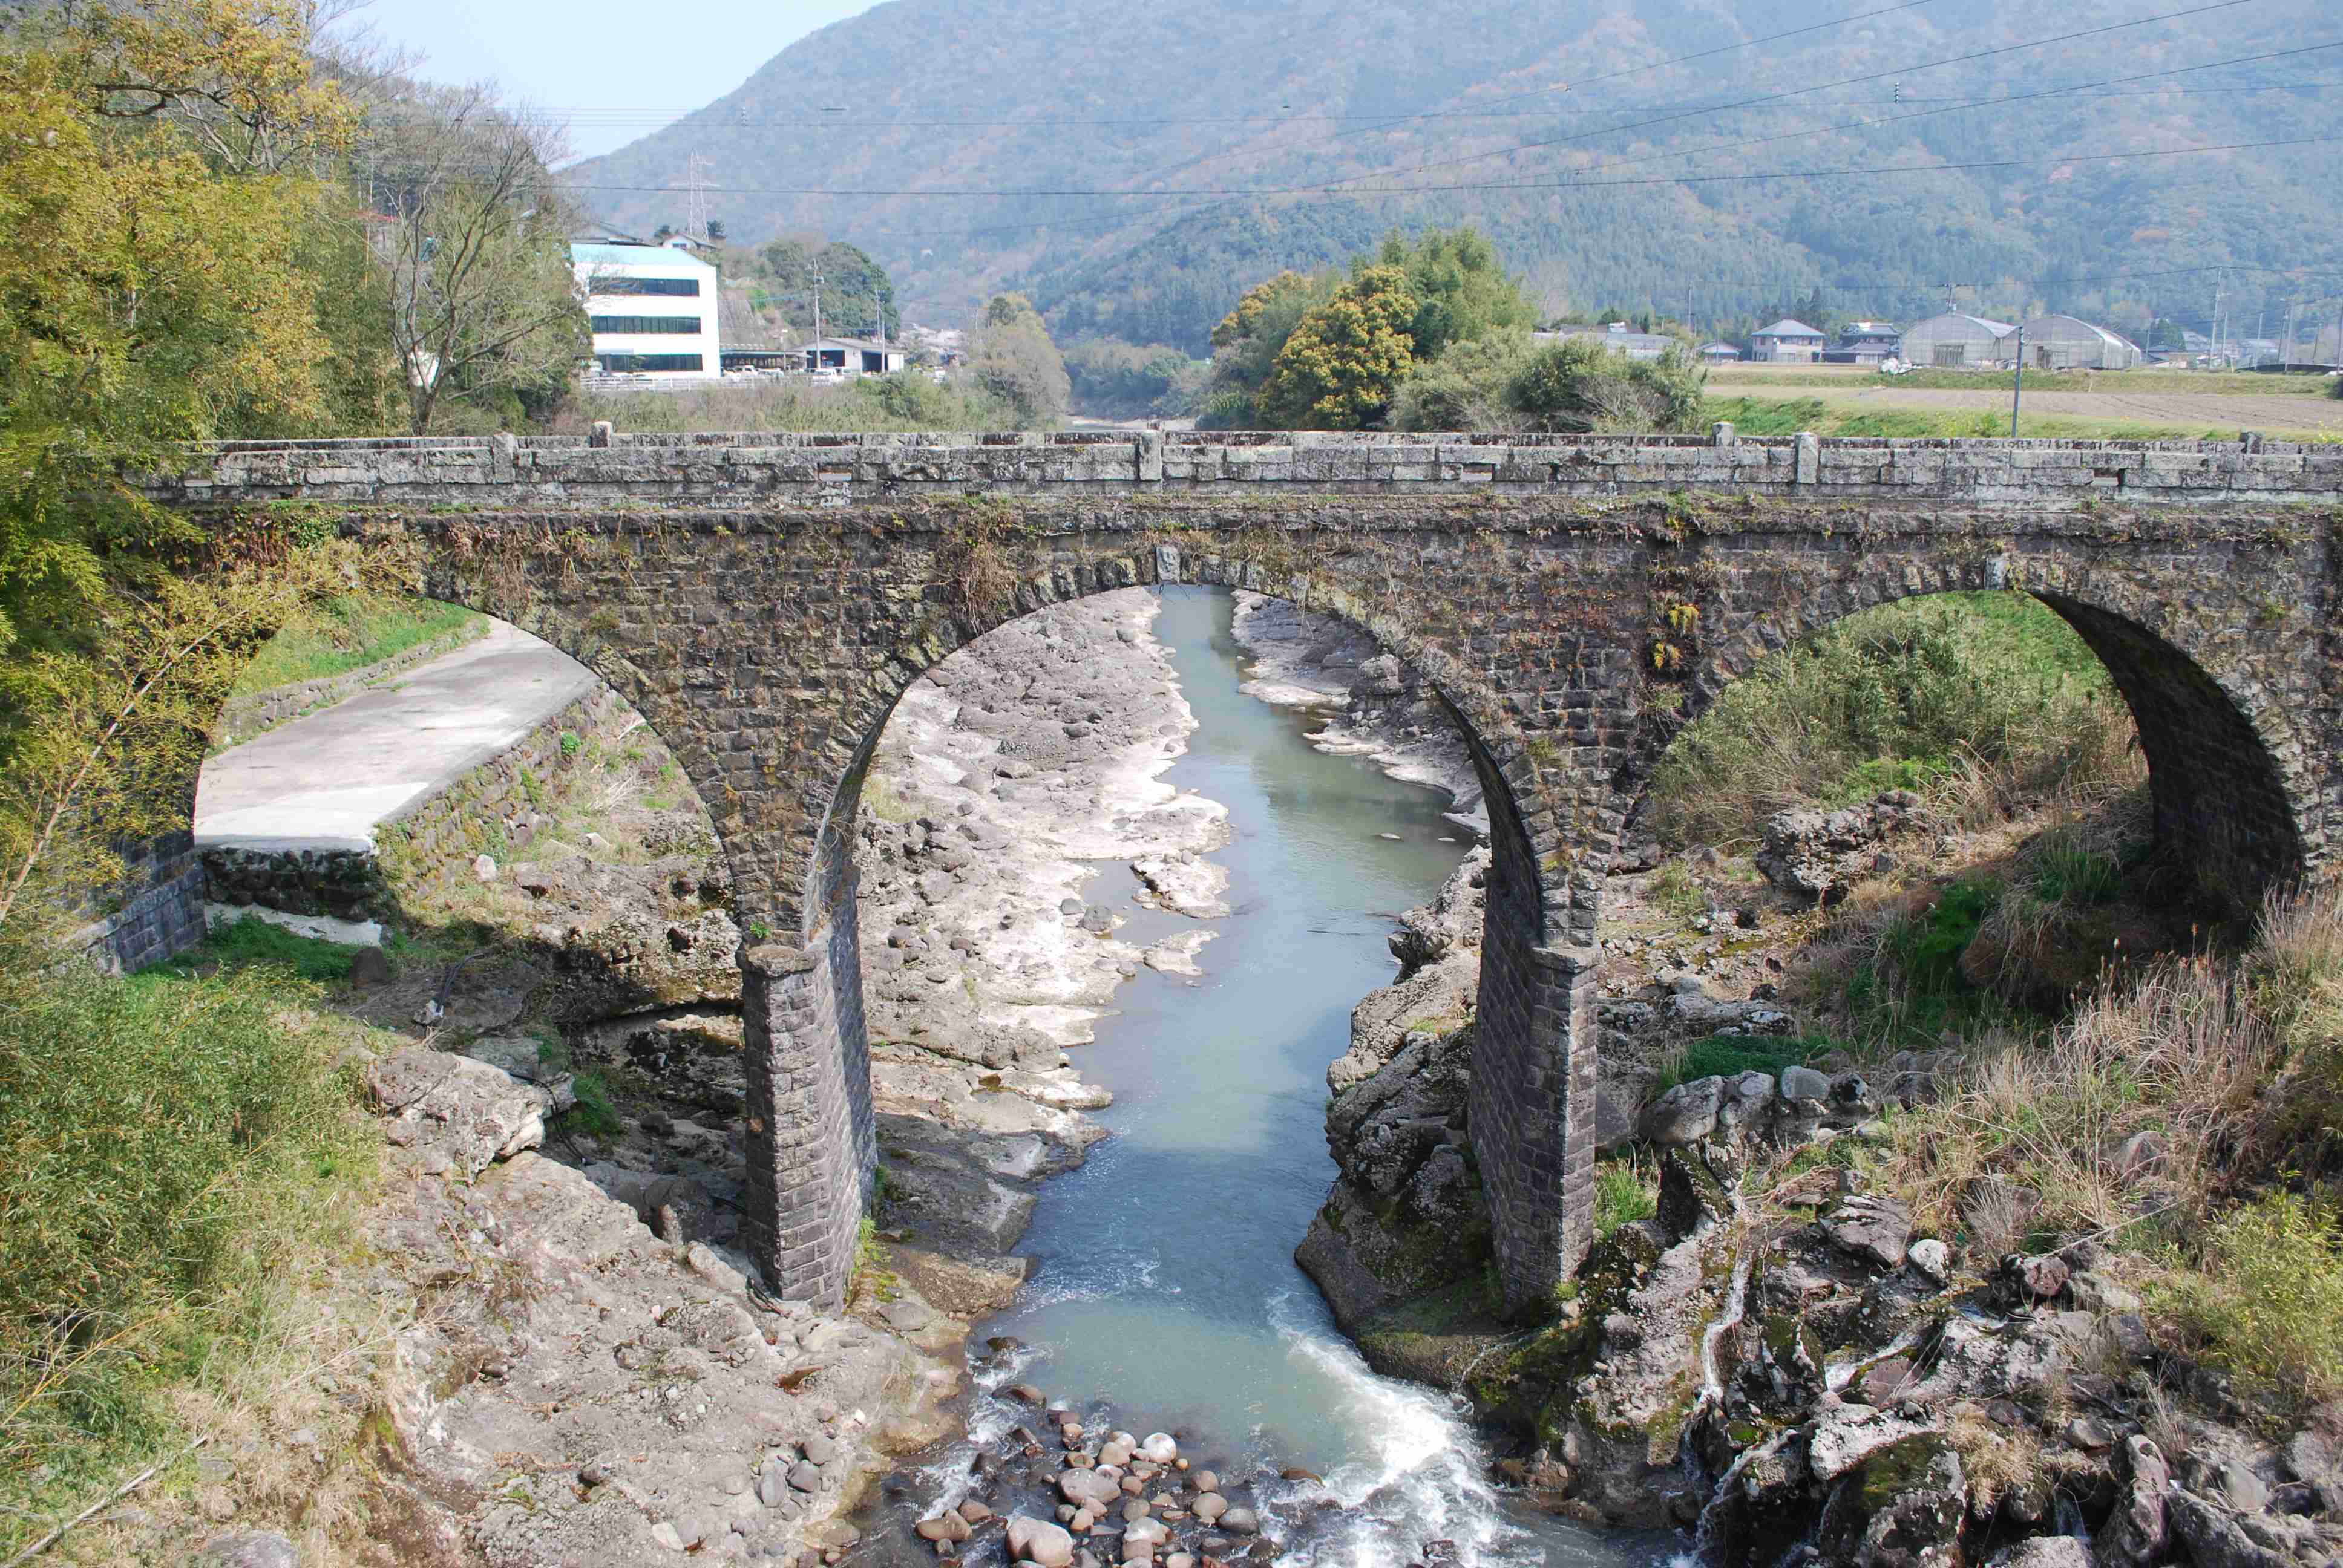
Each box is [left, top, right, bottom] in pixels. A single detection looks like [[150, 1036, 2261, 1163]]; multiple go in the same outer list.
[[145, 428, 2343, 1315], [1615, 538, 2322, 913], [776, 545, 1591, 1315]]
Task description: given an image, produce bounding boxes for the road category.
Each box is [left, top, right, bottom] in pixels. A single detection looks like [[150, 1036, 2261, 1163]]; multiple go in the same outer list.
[[195, 622, 597, 852]]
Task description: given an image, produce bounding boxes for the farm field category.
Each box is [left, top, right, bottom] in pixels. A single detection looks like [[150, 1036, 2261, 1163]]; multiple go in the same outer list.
[[1702, 365, 2342, 440]]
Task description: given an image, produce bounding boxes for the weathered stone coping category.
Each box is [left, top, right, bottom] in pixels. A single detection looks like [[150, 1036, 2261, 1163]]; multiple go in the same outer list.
[[142, 428, 2343, 509]]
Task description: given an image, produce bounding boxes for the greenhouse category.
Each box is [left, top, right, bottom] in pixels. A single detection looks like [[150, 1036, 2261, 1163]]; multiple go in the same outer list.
[[1899, 313, 2017, 368], [2004, 315, 2146, 370]]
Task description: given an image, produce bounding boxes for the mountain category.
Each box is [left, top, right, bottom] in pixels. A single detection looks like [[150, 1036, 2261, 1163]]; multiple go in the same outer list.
[[563, 0, 2343, 350]]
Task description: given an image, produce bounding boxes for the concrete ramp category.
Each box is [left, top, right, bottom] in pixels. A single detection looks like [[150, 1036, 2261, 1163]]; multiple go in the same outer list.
[[197, 622, 597, 855]]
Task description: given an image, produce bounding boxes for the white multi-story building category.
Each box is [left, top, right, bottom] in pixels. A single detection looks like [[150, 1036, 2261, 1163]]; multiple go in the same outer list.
[[571, 243, 721, 379]]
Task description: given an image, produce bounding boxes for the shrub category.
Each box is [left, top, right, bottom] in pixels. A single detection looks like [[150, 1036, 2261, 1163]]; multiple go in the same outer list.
[[2152, 1189, 2343, 1417], [1506, 338, 1706, 434], [0, 962, 370, 1494], [1392, 333, 1706, 434], [1885, 946, 2277, 1248]]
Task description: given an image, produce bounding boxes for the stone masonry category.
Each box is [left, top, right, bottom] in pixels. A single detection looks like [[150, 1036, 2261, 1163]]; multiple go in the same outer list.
[[146, 427, 2343, 1310]]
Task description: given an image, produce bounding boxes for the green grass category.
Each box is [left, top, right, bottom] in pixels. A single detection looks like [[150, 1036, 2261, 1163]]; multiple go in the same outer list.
[[1647, 592, 2128, 848], [0, 964, 372, 1537], [1717, 368, 2332, 396], [232, 593, 483, 696], [1659, 1031, 1841, 1091], [1700, 396, 2224, 442], [2152, 1189, 2343, 1420], [148, 913, 361, 985], [552, 1070, 623, 1141], [2031, 844, 2123, 907], [1594, 1159, 1657, 1240], [1844, 877, 2021, 1045]]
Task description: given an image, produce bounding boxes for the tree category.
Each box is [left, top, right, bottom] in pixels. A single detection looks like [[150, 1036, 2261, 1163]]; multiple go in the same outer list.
[[1374, 227, 1537, 364], [969, 295, 1067, 425], [59, 0, 361, 174], [1063, 340, 1205, 420], [1506, 339, 1706, 434], [705, 218, 726, 243], [1256, 266, 1419, 430], [756, 237, 899, 339], [360, 82, 588, 433], [0, 2, 357, 663], [1389, 333, 1536, 431]]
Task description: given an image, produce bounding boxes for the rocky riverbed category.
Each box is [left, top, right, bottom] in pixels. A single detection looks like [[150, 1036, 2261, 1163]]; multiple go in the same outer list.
[[1291, 790, 2343, 1567]]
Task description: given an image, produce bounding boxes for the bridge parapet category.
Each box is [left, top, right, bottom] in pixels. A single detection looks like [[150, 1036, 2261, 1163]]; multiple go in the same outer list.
[[154, 430, 2343, 508]]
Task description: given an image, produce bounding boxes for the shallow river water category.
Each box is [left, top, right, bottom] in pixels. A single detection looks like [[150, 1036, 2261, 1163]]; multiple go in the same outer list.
[[854, 587, 1664, 1566]]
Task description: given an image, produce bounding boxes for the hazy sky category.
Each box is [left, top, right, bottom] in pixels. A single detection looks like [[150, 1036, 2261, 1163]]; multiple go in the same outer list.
[[346, 0, 883, 160]]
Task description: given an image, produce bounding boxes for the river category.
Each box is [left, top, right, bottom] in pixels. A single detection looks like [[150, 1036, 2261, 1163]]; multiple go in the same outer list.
[[853, 587, 1663, 1566]]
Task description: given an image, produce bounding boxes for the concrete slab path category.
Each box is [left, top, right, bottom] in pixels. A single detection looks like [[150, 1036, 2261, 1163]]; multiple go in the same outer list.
[[195, 622, 598, 854]]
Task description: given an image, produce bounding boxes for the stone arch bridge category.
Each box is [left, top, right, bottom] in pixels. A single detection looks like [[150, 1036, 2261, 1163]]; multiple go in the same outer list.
[[154, 428, 2343, 1310]]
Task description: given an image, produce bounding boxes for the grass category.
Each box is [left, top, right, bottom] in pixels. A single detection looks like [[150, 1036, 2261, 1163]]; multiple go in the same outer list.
[[1659, 1031, 1840, 1091], [0, 962, 374, 1541], [2152, 1190, 2343, 1417], [1711, 367, 2333, 397], [552, 1071, 623, 1142], [231, 592, 483, 696], [1594, 1158, 1657, 1241], [150, 913, 362, 985], [1700, 395, 2225, 442], [1647, 592, 2138, 851]]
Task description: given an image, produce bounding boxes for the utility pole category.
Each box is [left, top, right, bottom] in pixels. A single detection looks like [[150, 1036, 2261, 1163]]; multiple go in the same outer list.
[[874, 283, 886, 347], [2011, 321, 2026, 437]]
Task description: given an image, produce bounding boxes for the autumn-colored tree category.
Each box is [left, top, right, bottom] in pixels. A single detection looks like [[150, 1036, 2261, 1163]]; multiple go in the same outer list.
[[0, 0, 378, 928], [1255, 266, 1420, 430]]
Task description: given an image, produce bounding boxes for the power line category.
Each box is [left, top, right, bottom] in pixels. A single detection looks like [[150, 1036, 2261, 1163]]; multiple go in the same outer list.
[[500, 73, 2343, 133], [550, 129, 2342, 201], [1309, 0, 2267, 193]]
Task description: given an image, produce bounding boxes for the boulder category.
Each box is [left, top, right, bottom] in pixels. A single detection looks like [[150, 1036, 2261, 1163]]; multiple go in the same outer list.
[[191, 1535, 298, 1568], [1821, 1195, 1912, 1270], [2108, 1436, 2169, 1564], [1997, 1252, 2071, 1306], [365, 1048, 551, 1179], [1807, 1405, 1937, 1483], [1780, 1064, 1830, 1103], [1988, 1535, 2093, 1567], [1637, 1076, 1723, 1145]]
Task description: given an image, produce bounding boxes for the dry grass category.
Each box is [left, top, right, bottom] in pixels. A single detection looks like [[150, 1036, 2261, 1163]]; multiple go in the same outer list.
[[1889, 953, 2276, 1249]]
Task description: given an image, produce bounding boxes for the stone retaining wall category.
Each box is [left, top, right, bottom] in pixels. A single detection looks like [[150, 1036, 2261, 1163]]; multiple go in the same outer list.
[[74, 830, 208, 974], [203, 682, 630, 923]]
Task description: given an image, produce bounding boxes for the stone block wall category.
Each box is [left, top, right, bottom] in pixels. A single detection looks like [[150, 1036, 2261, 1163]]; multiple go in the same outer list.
[[74, 830, 208, 974], [203, 682, 629, 925], [151, 428, 2343, 510], [376, 683, 629, 906]]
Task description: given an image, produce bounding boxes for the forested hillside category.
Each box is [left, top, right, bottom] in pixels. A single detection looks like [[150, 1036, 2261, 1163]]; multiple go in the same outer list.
[[564, 0, 2342, 348]]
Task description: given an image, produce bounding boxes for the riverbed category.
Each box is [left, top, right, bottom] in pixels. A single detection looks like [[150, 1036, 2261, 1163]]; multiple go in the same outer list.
[[852, 587, 1662, 1566]]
